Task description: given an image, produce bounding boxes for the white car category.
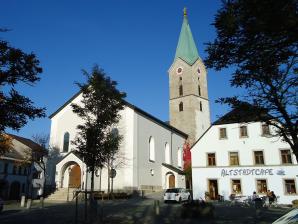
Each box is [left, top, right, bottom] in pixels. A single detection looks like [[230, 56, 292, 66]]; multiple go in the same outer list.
[[164, 188, 191, 203], [272, 208, 298, 224]]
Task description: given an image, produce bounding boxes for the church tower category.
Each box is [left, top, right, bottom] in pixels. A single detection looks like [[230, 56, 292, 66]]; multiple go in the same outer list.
[[169, 8, 211, 145]]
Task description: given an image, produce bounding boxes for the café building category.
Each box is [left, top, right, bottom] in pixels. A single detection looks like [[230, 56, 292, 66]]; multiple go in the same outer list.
[[191, 107, 298, 204]]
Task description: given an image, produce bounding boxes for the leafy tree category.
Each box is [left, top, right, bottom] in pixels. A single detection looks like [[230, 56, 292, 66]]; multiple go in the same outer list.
[[71, 66, 126, 194], [205, 0, 298, 157], [0, 32, 45, 154]]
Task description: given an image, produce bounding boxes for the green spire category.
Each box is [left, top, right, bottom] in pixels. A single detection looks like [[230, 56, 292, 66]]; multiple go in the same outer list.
[[175, 8, 200, 65]]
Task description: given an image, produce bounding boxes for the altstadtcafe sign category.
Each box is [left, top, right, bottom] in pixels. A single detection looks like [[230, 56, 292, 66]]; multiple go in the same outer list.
[[221, 168, 286, 177]]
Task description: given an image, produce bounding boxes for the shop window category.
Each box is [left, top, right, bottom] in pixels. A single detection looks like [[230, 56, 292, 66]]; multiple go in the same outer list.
[[229, 152, 239, 166], [240, 125, 248, 138], [281, 150, 292, 164], [256, 179, 268, 194], [261, 124, 271, 136], [254, 151, 264, 165], [219, 128, 227, 139], [284, 179, 296, 194], [207, 153, 216, 166], [231, 179, 242, 194]]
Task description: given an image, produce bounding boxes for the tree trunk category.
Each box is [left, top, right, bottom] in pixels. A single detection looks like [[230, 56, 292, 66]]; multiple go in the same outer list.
[[107, 160, 110, 197], [99, 168, 102, 192]]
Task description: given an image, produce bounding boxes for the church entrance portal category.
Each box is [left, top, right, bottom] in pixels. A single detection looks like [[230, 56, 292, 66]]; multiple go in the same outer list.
[[169, 174, 175, 188], [69, 164, 81, 188]]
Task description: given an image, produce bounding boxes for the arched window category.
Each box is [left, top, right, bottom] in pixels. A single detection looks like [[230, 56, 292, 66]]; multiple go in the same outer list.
[[149, 136, 155, 162], [179, 102, 183, 112], [179, 85, 183, 96], [165, 143, 170, 164], [63, 132, 70, 152], [200, 102, 203, 111], [178, 148, 182, 167], [198, 85, 201, 96]]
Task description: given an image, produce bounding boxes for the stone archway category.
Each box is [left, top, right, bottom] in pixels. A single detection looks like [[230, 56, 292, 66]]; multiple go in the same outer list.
[[69, 164, 81, 188], [60, 162, 81, 188]]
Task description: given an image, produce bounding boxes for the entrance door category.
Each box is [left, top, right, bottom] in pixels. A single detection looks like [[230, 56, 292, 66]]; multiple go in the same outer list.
[[69, 164, 81, 188], [208, 179, 218, 200], [169, 174, 175, 188]]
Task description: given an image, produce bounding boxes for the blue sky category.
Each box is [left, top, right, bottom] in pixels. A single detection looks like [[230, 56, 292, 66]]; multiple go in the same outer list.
[[1, 0, 238, 140]]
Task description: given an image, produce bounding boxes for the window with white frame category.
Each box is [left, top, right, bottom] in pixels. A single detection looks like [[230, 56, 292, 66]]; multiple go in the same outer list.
[[165, 143, 170, 164], [284, 179, 296, 194], [219, 128, 227, 139], [231, 179, 242, 194], [239, 125, 248, 138], [149, 136, 155, 162], [281, 149, 292, 164], [177, 148, 182, 167]]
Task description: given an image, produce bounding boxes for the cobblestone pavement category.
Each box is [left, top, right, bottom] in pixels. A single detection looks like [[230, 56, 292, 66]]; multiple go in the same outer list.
[[0, 196, 292, 224]]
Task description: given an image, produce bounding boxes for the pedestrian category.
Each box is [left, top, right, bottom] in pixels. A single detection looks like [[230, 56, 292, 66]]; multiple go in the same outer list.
[[252, 191, 259, 201], [269, 191, 277, 206]]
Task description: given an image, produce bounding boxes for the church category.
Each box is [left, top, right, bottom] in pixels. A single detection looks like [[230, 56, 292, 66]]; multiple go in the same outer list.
[[47, 9, 211, 197]]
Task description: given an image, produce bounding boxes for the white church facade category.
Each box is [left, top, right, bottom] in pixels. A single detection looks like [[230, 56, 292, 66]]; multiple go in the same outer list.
[[49, 96, 187, 192], [191, 107, 298, 204], [47, 8, 210, 195]]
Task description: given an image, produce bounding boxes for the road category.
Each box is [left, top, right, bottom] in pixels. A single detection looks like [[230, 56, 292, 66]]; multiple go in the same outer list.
[[0, 193, 291, 224]]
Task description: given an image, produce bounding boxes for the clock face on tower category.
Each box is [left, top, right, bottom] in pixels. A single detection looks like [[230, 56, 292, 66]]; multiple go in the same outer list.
[[176, 67, 183, 75]]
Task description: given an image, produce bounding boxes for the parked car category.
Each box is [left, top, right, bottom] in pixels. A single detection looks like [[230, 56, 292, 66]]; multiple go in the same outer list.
[[272, 208, 298, 224], [0, 197, 3, 213], [164, 188, 191, 203]]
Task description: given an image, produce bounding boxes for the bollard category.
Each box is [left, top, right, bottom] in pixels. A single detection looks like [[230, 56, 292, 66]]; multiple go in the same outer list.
[[20, 195, 26, 207], [40, 197, 44, 208], [154, 200, 160, 216], [75, 196, 78, 224], [26, 199, 32, 209], [141, 190, 145, 199]]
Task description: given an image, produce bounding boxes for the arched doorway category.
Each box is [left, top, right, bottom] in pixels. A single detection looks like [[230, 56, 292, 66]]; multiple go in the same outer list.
[[169, 174, 175, 189], [69, 164, 81, 188], [9, 181, 20, 200]]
